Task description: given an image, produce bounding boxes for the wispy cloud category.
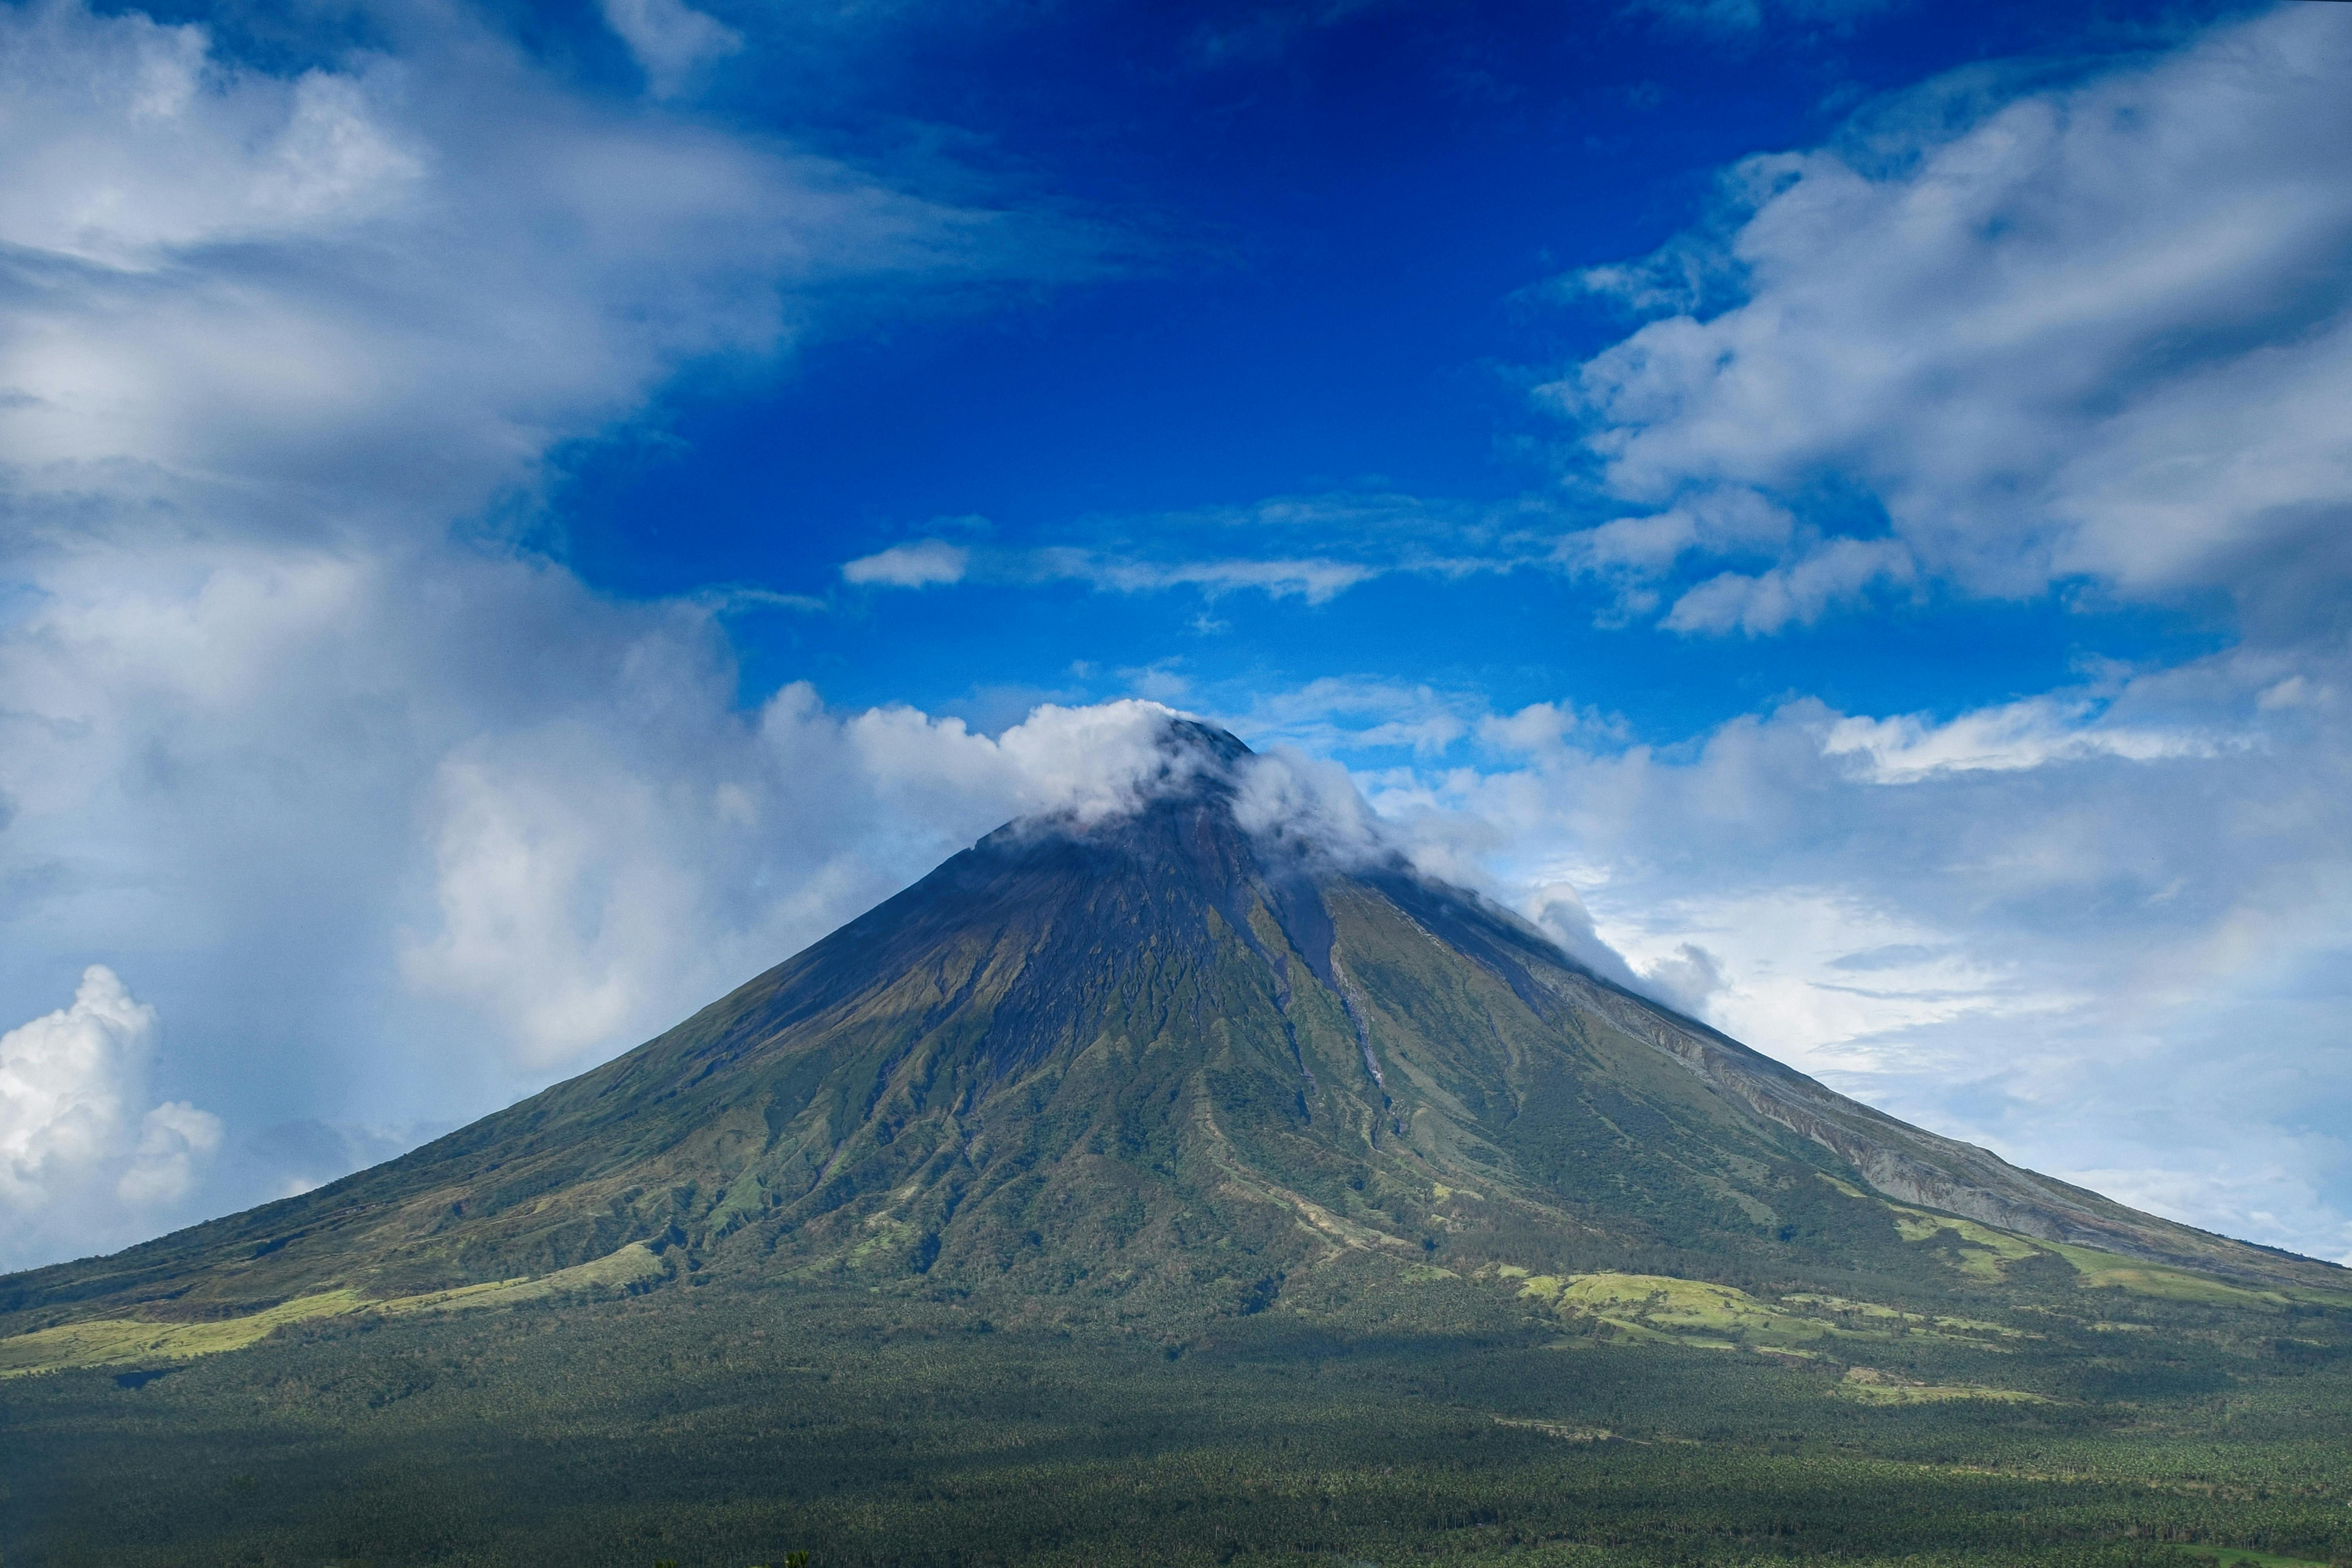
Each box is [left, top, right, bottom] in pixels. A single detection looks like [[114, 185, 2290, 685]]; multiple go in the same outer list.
[[842, 539, 971, 587], [1031, 548, 1377, 603], [837, 492, 1566, 606], [1820, 697, 2231, 783]]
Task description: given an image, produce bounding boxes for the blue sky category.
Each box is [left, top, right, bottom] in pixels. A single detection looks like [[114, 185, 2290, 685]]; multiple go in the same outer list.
[[2, 0, 2349, 1270], [550, 0, 2234, 736]]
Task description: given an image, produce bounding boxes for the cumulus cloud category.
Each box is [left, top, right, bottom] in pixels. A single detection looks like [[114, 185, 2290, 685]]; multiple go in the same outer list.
[[0, 967, 221, 1255], [0, 537, 1226, 1171], [841, 539, 971, 587], [1230, 743, 1397, 869], [1660, 537, 1915, 636], [396, 694, 1225, 1067], [1637, 942, 1730, 1017], [0, 0, 1070, 1268], [1548, 3, 2352, 637]]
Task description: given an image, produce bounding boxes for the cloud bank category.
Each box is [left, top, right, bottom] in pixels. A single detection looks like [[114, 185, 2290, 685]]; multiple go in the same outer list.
[[1224, 650, 2352, 1267], [0, 0, 1064, 1266], [1549, 3, 2352, 637]]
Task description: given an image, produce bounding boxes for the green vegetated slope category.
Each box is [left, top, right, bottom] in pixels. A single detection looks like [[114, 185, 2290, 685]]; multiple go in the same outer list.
[[3, 721, 2347, 1566], [6, 1261, 2350, 1568]]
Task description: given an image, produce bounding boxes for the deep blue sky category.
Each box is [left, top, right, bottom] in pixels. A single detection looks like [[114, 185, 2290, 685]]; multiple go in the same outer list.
[[541, 0, 2238, 744]]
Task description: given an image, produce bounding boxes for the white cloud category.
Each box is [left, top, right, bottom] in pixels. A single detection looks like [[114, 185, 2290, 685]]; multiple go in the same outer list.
[[397, 694, 1210, 1068], [841, 539, 971, 587], [0, 0, 1025, 525], [0, 966, 221, 1252], [0, 967, 157, 1206], [1637, 941, 1729, 1017], [1548, 3, 2352, 635], [0, 0, 1069, 1269], [843, 541, 1383, 603], [118, 1101, 225, 1208], [1820, 696, 2229, 782], [1231, 744, 1395, 869], [1661, 537, 1915, 635], [1030, 548, 1381, 604], [601, 0, 743, 98]]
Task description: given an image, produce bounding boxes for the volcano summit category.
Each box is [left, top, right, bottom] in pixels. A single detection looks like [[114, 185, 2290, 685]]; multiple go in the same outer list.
[[3, 717, 2334, 1334]]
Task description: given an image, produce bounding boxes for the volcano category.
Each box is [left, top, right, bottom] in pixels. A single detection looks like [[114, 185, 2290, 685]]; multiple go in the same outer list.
[[2, 718, 2337, 1342]]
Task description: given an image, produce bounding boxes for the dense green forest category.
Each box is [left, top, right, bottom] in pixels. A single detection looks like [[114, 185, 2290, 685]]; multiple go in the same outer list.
[[7, 1247, 2349, 1568]]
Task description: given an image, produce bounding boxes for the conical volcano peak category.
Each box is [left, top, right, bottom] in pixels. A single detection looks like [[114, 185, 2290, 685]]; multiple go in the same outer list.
[[7, 701, 2337, 1365]]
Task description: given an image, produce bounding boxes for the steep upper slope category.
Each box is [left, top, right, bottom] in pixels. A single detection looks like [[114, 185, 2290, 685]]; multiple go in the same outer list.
[[3, 720, 2337, 1335]]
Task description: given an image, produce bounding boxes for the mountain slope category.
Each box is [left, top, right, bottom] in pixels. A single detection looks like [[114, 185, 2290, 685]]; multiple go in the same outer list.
[[3, 720, 2338, 1339]]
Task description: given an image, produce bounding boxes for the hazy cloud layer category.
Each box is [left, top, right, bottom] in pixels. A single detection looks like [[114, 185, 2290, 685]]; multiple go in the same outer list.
[[0, 0, 1063, 1266], [1223, 649, 2352, 1266], [0, 535, 1222, 1264]]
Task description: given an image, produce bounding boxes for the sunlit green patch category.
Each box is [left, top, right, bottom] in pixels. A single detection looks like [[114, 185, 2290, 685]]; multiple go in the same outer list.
[[1890, 1206, 2050, 1280], [1782, 1292, 2030, 1341], [0, 1290, 369, 1376], [1539, 1272, 1841, 1351], [0, 1243, 665, 1377], [1515, 1270, 2032, 1358], [1832, 1367, 2049, 1405], [2042, 1243, 2352, 1309]]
